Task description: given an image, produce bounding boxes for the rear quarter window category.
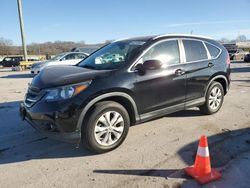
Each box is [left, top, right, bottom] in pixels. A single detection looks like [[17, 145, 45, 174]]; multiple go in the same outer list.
[[205, 43, 221, 59], [183, 40, 208, 62]]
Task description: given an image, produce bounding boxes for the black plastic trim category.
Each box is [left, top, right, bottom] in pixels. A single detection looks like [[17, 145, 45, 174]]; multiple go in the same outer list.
[[25, 117, 81, 144], [76, 92, 139, 131]]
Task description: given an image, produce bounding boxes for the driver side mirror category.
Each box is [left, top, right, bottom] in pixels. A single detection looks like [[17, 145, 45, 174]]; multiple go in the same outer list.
[[142, 59, 162, 70], [135, 59, 162, 75]]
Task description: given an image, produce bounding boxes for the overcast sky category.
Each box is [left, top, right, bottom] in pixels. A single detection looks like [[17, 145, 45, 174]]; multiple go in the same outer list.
[[1, 0, 250, 45]]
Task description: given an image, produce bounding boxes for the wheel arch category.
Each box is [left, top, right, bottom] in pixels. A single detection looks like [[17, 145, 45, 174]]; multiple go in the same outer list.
[[205, 75, 229, 96], [76, 92, 139, 132]]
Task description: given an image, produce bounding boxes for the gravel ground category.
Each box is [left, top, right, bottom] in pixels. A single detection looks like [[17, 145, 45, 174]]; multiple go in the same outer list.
[[0, 62, 250, 188]]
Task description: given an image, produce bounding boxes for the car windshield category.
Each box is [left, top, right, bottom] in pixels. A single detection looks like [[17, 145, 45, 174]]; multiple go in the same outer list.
[[51, 53, 67, 61], [3, 57, 12, 61], [3, 57, 22, 61], [78, 41, 145, 70]]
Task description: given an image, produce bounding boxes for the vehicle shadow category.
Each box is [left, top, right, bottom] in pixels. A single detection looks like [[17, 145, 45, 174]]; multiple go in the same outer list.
[[0, 101, 93, 165], [94, 127, 250, 181], [94, 169, 185, 179], [231, 60, 245, 64], [231, 66, 250, 73], [1, 100, 250, 174], [178, 126, 250, 167], [231, 79, 250, 83], [0, 73, 35, 79]]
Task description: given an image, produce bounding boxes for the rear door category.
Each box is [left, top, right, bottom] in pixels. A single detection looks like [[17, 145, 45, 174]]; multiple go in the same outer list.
[[182, 39, 212, 102]]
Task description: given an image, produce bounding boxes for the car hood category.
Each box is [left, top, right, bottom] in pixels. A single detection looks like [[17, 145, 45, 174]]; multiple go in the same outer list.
[[31, 65, 112, 89]]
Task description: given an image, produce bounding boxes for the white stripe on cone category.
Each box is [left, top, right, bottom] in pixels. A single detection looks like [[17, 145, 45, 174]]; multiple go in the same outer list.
[[197, 146, 209, 157]]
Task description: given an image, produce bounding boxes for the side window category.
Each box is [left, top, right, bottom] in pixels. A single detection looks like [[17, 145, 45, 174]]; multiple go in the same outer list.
[[64, 54, 78, 60], [183, 40, 208, 62], [142, 40, 180, 66], [76, 53, 87, 59], [206, 43, 220, 58]]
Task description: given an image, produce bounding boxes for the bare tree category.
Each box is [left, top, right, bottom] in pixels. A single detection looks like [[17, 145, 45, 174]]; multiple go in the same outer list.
[[220, 38, 230, 44], [236, 35, 247, 42], [0, 37, 13, 55], [0, 39, 108, 56]]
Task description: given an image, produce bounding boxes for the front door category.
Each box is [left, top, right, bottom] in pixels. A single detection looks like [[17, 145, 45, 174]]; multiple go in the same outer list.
[[134, 39, 186, 115]]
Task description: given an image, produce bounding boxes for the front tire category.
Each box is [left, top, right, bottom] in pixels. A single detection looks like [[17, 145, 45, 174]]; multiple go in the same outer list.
[[82, 101, 130, 153], [200, 81, 224, 115]]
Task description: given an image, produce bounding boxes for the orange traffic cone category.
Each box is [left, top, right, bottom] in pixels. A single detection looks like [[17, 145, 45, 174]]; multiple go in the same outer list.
[[184, 135, 221, 184]]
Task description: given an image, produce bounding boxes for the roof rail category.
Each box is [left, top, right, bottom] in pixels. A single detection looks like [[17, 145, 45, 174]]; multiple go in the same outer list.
[[153, 34, 214, 40], [113, 37, 132, 42]]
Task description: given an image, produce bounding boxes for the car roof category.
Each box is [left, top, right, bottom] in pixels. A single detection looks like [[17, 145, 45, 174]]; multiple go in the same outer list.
[[4, 56, 23, 58], [115, 36, 155, 43], [63, 52, 88, 55], [116, 34, 214, 43], [153, 34, 214, 40]]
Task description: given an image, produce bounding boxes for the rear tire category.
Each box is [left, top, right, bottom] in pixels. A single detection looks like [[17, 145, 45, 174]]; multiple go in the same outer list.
[[82, 101, 130, 153], [199, 81, 224, 115]]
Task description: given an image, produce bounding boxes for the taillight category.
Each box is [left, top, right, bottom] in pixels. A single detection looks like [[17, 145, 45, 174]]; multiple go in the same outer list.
[[226, 53, 230, 65]]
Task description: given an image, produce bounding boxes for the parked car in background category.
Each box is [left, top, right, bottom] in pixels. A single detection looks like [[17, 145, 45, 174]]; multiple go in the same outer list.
[[30, 52, 88, 74], [231, 49, 248, 61], [223, 43, 237, 60], [71, 47, 99, 54], [244, 53, 250, 62], [228, 50, 236, 60], [20, 34, 230, 153], [1, 56, 23, 67]]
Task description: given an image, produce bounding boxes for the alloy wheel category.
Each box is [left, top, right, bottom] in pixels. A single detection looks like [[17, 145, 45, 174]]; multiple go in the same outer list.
[[94, 111, 124, 146], [209, 86, 222, 110]]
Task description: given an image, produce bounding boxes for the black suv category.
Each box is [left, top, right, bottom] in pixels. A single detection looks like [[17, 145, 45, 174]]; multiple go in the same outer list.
[[1, 56, 23, 67], [20, 34, 230, 153]]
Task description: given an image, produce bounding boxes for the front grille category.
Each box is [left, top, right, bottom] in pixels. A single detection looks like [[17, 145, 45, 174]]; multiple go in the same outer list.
[[24, 85, 45, 107]]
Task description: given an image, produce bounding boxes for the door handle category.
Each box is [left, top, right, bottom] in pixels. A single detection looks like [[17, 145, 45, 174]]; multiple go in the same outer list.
[[175, 69, 186, 76], [208, 62, 214, 68]]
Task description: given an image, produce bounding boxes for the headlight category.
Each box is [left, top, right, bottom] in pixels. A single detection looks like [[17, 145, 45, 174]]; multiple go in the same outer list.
[[45, 81, 91, 102]]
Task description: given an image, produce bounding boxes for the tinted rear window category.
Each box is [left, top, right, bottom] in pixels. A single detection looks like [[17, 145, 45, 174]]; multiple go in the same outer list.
[[206, 43, 220, 58], [183, 40, 208, 62]]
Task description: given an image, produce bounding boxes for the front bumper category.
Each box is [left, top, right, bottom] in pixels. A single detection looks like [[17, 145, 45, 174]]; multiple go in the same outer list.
[[19, 102, 81, 144]]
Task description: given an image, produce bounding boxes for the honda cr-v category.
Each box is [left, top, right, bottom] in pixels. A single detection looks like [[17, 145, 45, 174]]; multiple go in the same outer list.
[[20, 34, 230, 153]]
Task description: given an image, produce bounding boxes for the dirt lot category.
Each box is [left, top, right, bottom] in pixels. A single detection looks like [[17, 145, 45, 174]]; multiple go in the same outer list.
[[0, 62, 250, 188]]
